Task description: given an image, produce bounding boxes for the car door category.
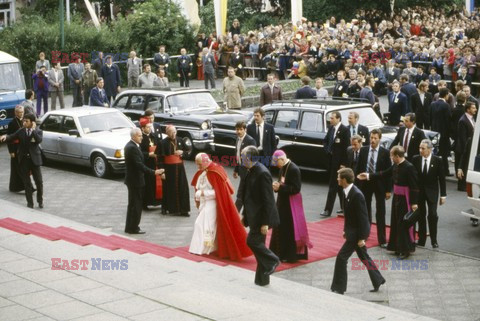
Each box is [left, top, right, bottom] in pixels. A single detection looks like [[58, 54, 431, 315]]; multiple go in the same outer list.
[[39, 114, 63, 161], [57, 116, 84, 165], [294, 111, 328, 170], [272, 109, 299, 163]]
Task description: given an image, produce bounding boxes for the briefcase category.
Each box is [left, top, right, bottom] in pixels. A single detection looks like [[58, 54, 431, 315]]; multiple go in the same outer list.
[[403, 209, 421, 226]]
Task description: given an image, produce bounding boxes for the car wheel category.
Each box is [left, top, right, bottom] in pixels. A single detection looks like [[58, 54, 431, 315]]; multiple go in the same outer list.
[[91, 153, 111, 178], [181, 135, 196, 160]]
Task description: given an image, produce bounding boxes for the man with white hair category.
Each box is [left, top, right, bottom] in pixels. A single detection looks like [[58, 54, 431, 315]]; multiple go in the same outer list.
[[127, 50, 142, 88], [270, 150, 312, 262], [160, 125, 190, 216], [189, 153, 251, 260], [124, 128, 164, 234]]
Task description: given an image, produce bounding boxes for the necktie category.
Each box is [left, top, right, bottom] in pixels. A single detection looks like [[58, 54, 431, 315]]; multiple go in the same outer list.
[[354, 151, 358, 162], [352, 126, 356, 136], [403, 129, 409, 152], [393, 93, 397, 102], [368, 149, 376, 173], [256, 125, 260, 147], [423, 158, 428, 175], [27, 129, 31, 136]]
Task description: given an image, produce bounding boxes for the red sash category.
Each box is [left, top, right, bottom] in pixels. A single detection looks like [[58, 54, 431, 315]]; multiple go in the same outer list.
[[149, 145, 163, 200], [164, 155, 183, 164]]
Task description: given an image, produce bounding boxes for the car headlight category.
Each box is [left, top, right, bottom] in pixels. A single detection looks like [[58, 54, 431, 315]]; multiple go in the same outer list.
[[114, 149, 124, 158], [201, 121, 210, 130]]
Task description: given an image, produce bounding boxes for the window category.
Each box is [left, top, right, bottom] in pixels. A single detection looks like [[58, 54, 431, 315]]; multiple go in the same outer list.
[[166, 92, 219, 113], [147, 96, 163, 112], [113, 95, 129, 109], [264, 111, 275, 124], [41, 115, 63, 132], [300, 112, 324, 132], [275, 110, 299, 129], [0, 62, 25, 92], [62, 116, 77, 134], [129, 95, 146, 111]]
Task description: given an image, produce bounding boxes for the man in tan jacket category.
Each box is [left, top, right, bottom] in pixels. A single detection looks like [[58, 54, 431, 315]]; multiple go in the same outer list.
[[223, 66, 245, 109]]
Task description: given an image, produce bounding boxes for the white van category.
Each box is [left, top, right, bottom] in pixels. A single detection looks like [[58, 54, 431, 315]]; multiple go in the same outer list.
[[0, 51, 26, 133], [461, 118, 480, 226]]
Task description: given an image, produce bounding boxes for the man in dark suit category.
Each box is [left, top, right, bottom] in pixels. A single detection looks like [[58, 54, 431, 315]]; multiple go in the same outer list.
[[67, 57, 84, 107], [124, 128, 163, 234], [89, 78, 110, 107], [1, 113, 43, 208], [346, 135, 362, 175], [229, 45, 245, 79], [332, 70, 349, 97], [143, 109, 163, 143], [347, 111, 370, 146], [294, 76, 316, 99], [464, 86, 479, 112], [260, 74, 283, 105], [410, 81, 433, 129], [241, 146, 280, 286], [153, 45, 170, 75], [177, 48, 192, 87], [356, 129, 392, 246], [385, 60, 401, 86], [390, 113, 426, 162], [413, 140, 446, 248], [430, 88, 452, 176], [388, 81, 408, 125], [456, 101, 476, 191], [233, 121, 257, 211], [101, 55, 121, 103], [400, 74, 417, 113], [247, 108, 276, 166], [330, 168, 385, 295], [321, 111, 350, 217]]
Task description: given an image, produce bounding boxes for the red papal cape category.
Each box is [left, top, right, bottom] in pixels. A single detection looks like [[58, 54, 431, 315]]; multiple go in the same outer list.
[[191, 162, 252, 261]]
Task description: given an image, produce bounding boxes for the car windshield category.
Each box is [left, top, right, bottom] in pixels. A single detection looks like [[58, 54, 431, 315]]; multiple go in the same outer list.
[[330, 107, 384, 128], [79, 112, 133, 134], [166, 92, 219, 112], [0, 62, 25, 91]]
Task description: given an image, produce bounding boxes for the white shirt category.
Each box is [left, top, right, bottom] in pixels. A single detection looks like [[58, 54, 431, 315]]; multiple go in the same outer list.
[[236, 133, 246, 161], [344, 183, 354, 197], [333, 122, 341, 138], [422, 153, 432, 174], [419, 92, 425, 105], [466, 113, 475, 127], [403, 125, 416, 156], [257, 122, 264, 150]]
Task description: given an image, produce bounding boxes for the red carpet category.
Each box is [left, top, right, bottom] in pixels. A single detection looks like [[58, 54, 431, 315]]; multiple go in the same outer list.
[[0, 217, 389, 272]]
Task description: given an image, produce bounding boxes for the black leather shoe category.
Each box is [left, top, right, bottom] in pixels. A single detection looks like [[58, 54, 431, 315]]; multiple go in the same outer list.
[[331, 289, 344, 295], [399, 252, 410, 260], [38, 203, 43, 209], [264, 260, 280, 276], [380, 243, 387, 248], [370, 280, 386, 292], [126, 229, 146, 235], [179, 212, 190, 217], [320, 210, 331, 217], [432, 243, 439, 248], [27, 204, 33, 209], [336, 209, 344, 214]]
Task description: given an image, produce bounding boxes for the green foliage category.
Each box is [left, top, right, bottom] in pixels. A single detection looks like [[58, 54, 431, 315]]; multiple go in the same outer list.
[[199, 1, 216, 34], [125, 0, 195, 58]]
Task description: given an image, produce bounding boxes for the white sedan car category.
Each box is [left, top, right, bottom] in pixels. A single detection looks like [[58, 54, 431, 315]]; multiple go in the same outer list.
[[39, 107, 135, 178]]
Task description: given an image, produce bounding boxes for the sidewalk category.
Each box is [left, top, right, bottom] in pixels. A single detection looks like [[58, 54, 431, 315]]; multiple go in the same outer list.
[[1, 198, 479, 320], [0, 199, 438, 321]]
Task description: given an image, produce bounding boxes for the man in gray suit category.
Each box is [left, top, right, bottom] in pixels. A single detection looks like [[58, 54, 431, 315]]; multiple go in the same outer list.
[[202, 47, 216, 89], [68, 57, 85, 107], [48, 63, 65, 110], [127, 51, 142, 88]]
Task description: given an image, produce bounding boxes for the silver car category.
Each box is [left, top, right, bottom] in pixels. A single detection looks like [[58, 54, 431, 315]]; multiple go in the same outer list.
[[39, 107, 135, 178]]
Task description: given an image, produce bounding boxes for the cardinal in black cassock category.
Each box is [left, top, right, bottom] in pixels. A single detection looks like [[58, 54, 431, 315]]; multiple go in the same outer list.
[[160, 125, 190, 216]]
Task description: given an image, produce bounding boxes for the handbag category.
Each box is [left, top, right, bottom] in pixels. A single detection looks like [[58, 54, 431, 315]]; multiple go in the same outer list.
[[403, 209, 421, 226]]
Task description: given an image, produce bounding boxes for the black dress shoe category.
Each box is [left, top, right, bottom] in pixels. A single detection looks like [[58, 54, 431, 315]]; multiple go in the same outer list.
[[179, 212, 190, 217], [27, 204, 33, 209], [370, 280, 386, 292], [399, 252, 410, 260], [320, 210, 331, 217], [331, 289, 344, 295], [38, 203, 43, 209], [380, 243, 387, 248], [125, 229, 146, 235], [336, 209, 344, 214], [264, 260, 280, 276], [432, 243, 439, 248]]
